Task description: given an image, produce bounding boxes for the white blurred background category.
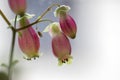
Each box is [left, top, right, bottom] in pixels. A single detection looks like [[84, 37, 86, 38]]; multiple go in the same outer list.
[[0, 0, 120, 80]]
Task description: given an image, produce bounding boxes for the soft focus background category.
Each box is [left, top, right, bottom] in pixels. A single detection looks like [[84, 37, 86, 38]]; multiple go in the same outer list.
[[0, 0, 120, 80]]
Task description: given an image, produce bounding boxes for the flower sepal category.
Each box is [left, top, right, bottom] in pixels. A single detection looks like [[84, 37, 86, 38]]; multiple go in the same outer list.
[[11, 13, 35, 22], [54, 5, 71, 17]]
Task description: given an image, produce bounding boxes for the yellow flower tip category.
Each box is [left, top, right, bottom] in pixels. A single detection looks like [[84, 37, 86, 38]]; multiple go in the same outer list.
[[23, 54, 39, 60], [66, 57, 73, 64], [70, 34, 76, 39], [58, 60, 63, 66], [57, 56, 73, 66]]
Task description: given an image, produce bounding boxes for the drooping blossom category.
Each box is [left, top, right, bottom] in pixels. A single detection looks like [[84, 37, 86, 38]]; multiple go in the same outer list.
[[54, 5, 77, 39], [48, 22, 72, 65], [18, 18, 40, 60]]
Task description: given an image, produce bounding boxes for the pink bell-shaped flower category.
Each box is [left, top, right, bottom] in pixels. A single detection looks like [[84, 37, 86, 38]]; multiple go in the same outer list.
[[48, 22, 72, 65], [18, 18, 40, 60], [8, 0, 26, 15], [54, 5, 77, 39]]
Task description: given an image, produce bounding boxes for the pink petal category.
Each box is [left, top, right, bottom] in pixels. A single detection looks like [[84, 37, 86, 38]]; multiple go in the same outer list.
[[8, 0, 26, 14], [52, 32, 71, 63], [18, 19, 40, 59], [60, 15, 77, 39]]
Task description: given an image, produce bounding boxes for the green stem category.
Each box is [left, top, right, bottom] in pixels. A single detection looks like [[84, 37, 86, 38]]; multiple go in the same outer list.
[[8, 15, 17, 80], [8, 31, 16, 80], [0, 9, 15, 31], [16, 4, 60, 32], [37, 4, 60, 21]]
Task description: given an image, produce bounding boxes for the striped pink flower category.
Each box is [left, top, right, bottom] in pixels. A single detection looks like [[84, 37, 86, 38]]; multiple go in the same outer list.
[[18, 18, 40, 60], [48, 22, 72, 65], [8, 0, 26, 15], [54, 5, 77, 39]]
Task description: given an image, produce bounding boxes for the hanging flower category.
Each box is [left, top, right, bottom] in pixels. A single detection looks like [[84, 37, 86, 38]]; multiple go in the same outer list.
[[18, 18, 40, 60], [54, 5, 77, 39], [8, 0, 26, 15], [47, 22, 72, 65]]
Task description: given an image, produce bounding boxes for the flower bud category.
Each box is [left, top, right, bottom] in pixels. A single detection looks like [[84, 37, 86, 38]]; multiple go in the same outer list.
[[18, 18, 40, 60], [48, 22, 72, 65], [8, 0, 26, 15], [54, 5, 77, 39]]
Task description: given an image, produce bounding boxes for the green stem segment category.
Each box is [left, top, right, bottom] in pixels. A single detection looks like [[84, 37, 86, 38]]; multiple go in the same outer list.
[[8, 30, 16, 80], [0, 10, 12, 26], [0, 9, 16, 80], [0, 10, 15, 31], [8, 15, 17, 80]]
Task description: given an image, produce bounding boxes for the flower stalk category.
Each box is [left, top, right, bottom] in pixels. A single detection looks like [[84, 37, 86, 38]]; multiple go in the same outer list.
[[8, 15, 17, 80], [0, 9, 16, 80], [0, 9, 15, 31], [8, 30, 16, 80]]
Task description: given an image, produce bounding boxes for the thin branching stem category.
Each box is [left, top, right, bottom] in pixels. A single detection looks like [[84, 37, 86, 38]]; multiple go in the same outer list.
[[16, 4, 60, 32], [37, 3, 60, 21], [0, 9, 15, 31]]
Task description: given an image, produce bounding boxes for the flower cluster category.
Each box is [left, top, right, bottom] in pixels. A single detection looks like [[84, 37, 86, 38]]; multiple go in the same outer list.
[[47, 22, 73, 65], [8, 0, 40, 60], [8, 0, 77, 65], [46, 5, 77, 65]]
